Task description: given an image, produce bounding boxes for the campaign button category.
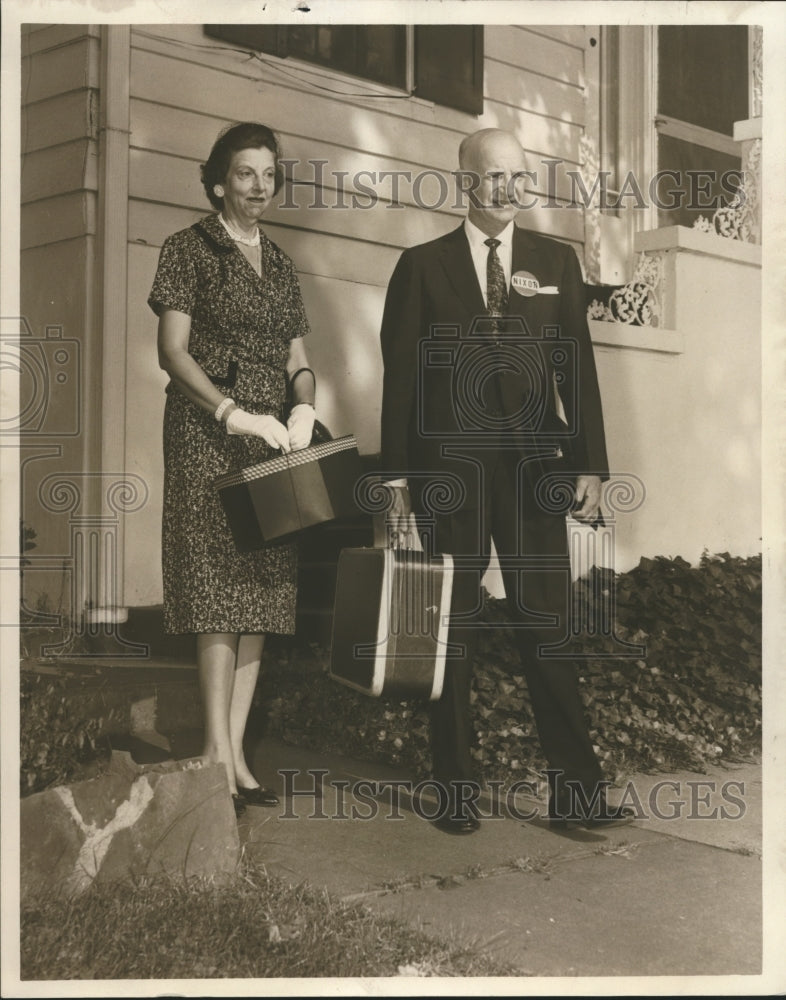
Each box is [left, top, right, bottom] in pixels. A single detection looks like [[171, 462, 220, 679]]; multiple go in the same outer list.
[[512, 270, 540, 296]]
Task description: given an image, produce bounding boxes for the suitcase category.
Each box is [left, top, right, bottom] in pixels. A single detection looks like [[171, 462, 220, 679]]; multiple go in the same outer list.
[[214, 435, 362, 551], [329, 546, 454, 700]]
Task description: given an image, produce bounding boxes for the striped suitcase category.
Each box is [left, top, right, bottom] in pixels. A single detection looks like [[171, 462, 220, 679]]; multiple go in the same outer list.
[[329, 546, 454, 700]]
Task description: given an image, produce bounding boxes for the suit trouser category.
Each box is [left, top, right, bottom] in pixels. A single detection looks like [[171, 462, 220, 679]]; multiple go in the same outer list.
[[422, 447, 604, 806]]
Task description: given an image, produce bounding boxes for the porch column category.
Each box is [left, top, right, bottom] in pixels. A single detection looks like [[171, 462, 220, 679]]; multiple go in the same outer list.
[[89, 24, 135, 632]]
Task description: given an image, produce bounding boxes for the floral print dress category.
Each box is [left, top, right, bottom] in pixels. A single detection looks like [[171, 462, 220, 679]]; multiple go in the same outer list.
[[148, 213, 310, 634]]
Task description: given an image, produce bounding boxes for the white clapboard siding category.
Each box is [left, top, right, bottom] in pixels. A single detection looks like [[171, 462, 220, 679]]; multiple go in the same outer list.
[[130, 98, 579, 205], [129, 43, 560, 174], [129, 146, 585, 249], [21, 24, 100, 57], [22, 92, 94, 156], [486, 26, 584, 86], [297, 272, 387, 455], [21, 26, 97, 254], [131, 198, 583, 294], [126, 242, 168, 607], [516, 24, 586, 48], [130, 199, 404, 290], [484, 58, 584, 124], [21, 34, 99, 105], [130, 27, 584, 167], [21, 192, 96, 250], [21, 139, 97, 204]]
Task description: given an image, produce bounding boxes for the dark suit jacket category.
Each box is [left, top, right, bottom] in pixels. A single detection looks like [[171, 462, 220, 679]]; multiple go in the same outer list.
[[380, 223, 608, 510]]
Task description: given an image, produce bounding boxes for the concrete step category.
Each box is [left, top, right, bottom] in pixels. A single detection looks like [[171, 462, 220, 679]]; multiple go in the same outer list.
[[21, 657, 203, 748]]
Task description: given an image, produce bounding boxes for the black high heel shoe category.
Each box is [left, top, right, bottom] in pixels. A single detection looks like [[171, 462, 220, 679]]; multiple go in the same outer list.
[[237, 785, 279, 807], [232, 793, 247, 818]]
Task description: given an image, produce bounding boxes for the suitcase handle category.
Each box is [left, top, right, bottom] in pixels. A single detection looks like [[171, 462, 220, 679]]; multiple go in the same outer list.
[[372, 510, 423, 552]]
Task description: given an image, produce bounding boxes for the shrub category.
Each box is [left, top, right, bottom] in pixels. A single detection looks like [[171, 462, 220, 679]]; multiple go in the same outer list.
[[20, 671, 106, 795], [261, 552, 761, 779]]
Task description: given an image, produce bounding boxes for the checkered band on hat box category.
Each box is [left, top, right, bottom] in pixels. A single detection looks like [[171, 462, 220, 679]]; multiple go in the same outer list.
[[215, 435, 363, 551]]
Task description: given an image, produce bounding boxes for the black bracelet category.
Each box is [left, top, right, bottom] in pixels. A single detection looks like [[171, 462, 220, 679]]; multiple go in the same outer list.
[[289, 367, 315, 386], [289, 367, 316, 406]]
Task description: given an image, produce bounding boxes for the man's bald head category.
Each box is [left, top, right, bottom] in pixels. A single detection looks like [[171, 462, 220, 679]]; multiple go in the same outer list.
[[458, 128, 528, 237], [458, 128, 526, 172]]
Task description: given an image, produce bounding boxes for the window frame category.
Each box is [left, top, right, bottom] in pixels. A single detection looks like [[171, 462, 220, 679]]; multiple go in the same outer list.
[[203, 23, 484, 116], [587, 24, 754, 283]]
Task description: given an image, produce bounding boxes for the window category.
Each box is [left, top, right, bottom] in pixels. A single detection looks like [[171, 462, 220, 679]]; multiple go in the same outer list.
[[204, 24, 484, 115], [414, 25, 484, 114], [655, 25, 748, 226], [655, 25, 748, 228], [657, 26, 748, 136]]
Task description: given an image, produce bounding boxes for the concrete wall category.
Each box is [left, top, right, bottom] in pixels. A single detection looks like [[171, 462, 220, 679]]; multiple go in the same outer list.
[[594, 230, 761, 571]]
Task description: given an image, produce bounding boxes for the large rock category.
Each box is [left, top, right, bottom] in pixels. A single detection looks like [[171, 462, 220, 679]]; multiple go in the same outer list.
[[21, 755, 239, 899]]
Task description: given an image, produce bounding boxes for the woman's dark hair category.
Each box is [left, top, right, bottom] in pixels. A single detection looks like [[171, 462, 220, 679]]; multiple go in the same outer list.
[[200, 122, 284, 210]]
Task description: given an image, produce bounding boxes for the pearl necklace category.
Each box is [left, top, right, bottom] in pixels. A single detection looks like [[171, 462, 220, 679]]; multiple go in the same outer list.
[[219, 213, 260, 247]]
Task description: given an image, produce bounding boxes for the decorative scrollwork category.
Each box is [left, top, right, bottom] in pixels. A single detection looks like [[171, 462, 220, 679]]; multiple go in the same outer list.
[[603, 474, 647, 515], [751, 25, 763, 119], [693, 138, 760, 245], [535, 473, 576, 515], [420, 474, 467, 516], [587, 299, 613, 322], [607, 254, 662, 327], [579, 131, 602, 285], [38, 475, 82, 514], [353, 474, 397, 515], [587, 254, 662, 327], [106, 476, 149, 515], [353, 471, 467, 518]]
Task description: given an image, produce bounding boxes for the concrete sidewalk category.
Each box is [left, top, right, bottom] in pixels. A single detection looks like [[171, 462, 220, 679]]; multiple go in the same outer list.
[[22, 655, 763, 978], [242, 736, 762, 978]]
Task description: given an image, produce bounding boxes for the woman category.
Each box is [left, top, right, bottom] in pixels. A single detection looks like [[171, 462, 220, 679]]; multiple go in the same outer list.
[[148, 122, 316, 817]]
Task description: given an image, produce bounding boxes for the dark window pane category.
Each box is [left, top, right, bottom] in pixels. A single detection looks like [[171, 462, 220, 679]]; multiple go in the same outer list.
[[318, 27, 357, 75], [359, 26, 406, 88], [288, 26, 318, 60], [656, 133, 742, 228], [415, 25, 484, 115], [658, 26, 749, 135], [204, 24, 280, 55], [269, 24, 403, 88]]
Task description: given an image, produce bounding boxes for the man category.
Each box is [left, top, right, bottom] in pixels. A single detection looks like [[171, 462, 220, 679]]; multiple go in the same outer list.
[[380, 128, 632, 835]]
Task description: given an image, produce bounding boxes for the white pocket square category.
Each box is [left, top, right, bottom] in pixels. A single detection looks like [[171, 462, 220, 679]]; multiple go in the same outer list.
[[537, 286, 559, 295]]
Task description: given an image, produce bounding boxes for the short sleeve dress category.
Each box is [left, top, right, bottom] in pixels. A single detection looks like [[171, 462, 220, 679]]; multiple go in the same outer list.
[[148, 213, 310, 635]]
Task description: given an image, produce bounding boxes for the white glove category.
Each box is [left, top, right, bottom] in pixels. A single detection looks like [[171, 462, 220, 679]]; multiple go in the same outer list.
[[225, 408, 291, 452], [287, 403, 315, 450]]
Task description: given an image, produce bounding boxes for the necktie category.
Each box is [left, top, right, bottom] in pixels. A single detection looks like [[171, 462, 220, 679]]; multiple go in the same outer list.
[[485, 237, 509, 318]]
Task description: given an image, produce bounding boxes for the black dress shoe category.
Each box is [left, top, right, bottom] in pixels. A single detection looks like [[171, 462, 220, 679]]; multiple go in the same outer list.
[[232, 793, 247, 818], [433, 812, 481, 835], [237, 785, 280, 807], [583, 804, 635, 828], [549, 803, 634, 831]]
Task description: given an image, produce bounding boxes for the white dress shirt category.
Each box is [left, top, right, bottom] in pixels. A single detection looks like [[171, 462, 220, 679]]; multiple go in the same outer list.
[[463, 217, 515, 307]]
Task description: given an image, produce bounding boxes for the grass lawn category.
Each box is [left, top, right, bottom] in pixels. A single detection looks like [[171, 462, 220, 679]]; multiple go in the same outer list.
[[21, 857, 521, 981]]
